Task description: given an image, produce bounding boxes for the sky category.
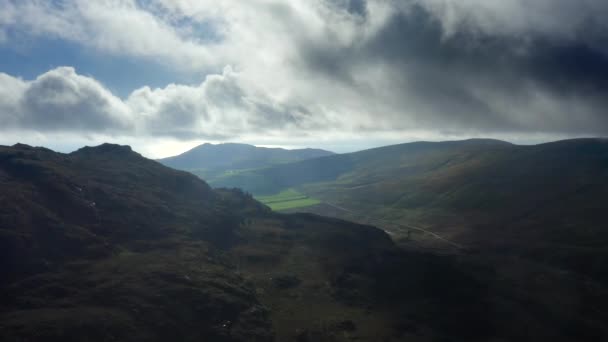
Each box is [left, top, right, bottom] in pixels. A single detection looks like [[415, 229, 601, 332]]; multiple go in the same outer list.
[[1, 0, 607, 158]]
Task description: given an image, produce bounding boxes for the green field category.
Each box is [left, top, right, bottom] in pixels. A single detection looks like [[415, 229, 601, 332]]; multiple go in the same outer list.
[[255, 188, 321, 211]]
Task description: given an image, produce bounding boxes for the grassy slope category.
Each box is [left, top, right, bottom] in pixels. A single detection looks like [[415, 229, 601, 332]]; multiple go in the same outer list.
[[214, 138, 608, 283], [255, 188, 321, 211], [233, 214, 608, 342], [211, 152, 357, 194]]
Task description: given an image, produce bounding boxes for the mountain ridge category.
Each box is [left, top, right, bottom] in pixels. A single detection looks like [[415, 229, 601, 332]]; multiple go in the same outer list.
[[158, 142, 334, 172], [212, 137, 608, 283]]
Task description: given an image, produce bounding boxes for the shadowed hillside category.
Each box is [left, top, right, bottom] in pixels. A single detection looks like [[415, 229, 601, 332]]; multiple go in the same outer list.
[[1, 143, 607, 341]]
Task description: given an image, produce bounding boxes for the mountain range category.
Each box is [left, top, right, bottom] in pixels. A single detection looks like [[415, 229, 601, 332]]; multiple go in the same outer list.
[[206, 138, 608, 283], [1, 141, 607, 341]]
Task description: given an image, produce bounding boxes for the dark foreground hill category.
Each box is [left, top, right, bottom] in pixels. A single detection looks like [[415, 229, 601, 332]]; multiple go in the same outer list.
[[158, 143, 334, 183], [1, 143, 607, 341]]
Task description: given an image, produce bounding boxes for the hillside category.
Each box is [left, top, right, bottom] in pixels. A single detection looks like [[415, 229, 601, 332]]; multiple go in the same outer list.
[[2, 143, 607, 341], [214, 138, 608, 282], [211, 139, 511, 194], [0, 143, 273, 341], [157, 143, 334, 183]]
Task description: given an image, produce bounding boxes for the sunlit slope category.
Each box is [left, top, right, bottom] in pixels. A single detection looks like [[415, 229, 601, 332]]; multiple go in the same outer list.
[[255, 188, 320, 211]]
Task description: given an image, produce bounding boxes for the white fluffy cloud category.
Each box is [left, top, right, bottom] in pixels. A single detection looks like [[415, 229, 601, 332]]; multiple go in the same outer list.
[[0, 73, 26, 127], [0, 66, 337, 141], [0, 0, 215, 69], [0, 67, 131, 132]]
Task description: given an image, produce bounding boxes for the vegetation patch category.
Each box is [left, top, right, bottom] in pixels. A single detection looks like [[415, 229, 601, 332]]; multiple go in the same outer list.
[[255, 188, 321, 211]]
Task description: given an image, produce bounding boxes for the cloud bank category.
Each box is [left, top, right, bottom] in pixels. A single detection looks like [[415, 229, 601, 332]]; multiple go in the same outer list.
[[0, 0, 607, 152], [0, 66, 329, 140]]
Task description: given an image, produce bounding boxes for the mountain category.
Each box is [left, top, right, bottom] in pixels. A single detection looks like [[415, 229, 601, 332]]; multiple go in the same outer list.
[[0, 143, 272, 341], [2, 142, 607, 341], [214, 138, 608, 283], [157, 143, 334, 183], [211, 139, 511, 194]]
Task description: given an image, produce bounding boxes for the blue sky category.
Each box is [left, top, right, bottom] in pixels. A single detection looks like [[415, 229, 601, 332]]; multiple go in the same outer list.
[[0, 0, 607, 158], [0, 37, 188, 97]]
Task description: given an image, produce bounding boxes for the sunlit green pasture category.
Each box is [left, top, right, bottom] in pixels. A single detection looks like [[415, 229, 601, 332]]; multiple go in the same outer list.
[[256, 188, 321, 211]]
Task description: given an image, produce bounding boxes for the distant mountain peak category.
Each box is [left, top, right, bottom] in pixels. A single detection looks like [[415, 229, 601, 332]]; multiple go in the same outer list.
[[12, 143, 34, 149], [159, 142, 335, 172]]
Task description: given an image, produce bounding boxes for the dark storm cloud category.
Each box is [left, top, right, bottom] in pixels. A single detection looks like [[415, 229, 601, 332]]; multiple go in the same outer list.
[[300, 0, 608, 135], [525, 42, 608, 94]]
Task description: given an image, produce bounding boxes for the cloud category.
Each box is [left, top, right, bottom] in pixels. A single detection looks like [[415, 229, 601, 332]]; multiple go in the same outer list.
[[0, 0, 608, 148], [22, 67, 133, 131], [126, 66, 330, 139], [0, 67, 131, 132], [0, 0, 215, 70], [0, 66, 330, 140], [0, 73, 25, 125], [295, 0, 608, 135], [412, 0, 608, 41]]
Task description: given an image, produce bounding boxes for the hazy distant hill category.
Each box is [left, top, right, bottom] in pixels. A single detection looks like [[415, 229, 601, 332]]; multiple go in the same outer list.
[[158, 143, 334, 181], [2, 143, 606, 341]]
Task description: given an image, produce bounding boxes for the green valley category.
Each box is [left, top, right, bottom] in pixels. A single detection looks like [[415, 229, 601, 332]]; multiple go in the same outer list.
[[209, 138, 608, 283], [255, 188, 320, 211]]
